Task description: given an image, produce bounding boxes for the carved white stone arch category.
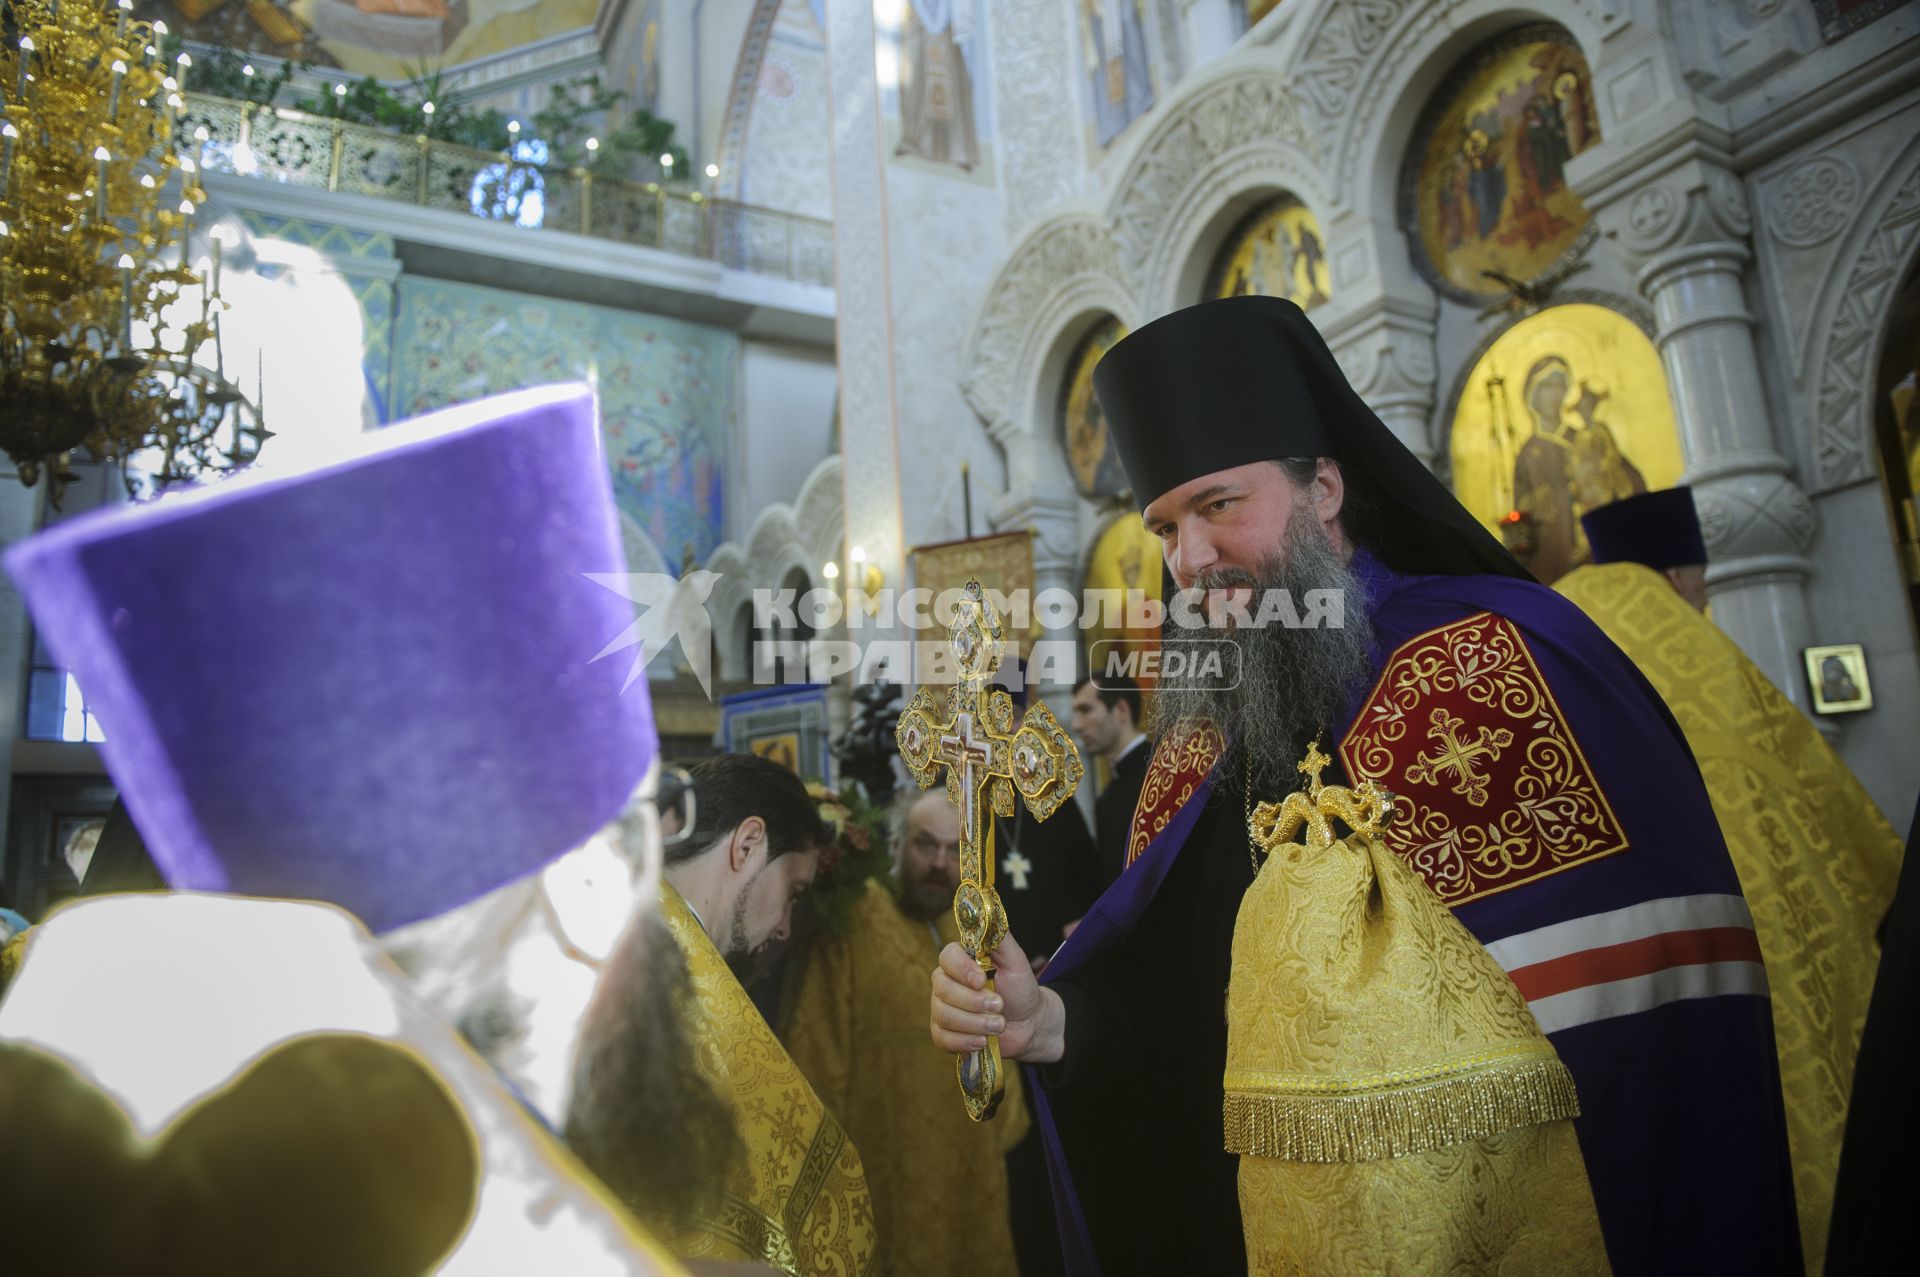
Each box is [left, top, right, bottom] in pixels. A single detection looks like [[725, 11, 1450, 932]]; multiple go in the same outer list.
[[617, 513, 672, 580], [959, 210, 1137, 478], [1804, 130, 1920, 491], [703, 454, 844, 681], [1101, 64, 1324, 311]]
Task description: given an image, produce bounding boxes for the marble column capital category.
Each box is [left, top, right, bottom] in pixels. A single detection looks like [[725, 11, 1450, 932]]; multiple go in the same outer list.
[[1589, 154, 1754, 285], [1323, 297, 1441, 468]]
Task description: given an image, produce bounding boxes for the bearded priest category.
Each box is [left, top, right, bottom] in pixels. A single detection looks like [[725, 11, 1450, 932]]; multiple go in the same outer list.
[[928, 297, 1801, 1276]]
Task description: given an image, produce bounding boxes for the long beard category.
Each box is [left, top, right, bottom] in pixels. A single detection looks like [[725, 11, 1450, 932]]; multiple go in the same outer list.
[[1149, 508, 1376, 795], [564, 908, 745, 1228]]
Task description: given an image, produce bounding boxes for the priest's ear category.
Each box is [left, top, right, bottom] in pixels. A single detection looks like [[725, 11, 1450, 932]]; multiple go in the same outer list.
[[1309, 458, 1347, 539], [728, 816, 768, 870]]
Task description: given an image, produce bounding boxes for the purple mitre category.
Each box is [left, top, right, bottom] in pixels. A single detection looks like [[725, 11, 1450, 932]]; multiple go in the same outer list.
[[4, 384, 659, 933]]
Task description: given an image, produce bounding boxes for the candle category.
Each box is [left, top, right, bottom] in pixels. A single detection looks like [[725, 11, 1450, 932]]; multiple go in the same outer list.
[[175, 53, 191, 93], [0, 123, 15, 200], [118, 254, 135, 351], [108, 60, 127, 121], [16, 37, 33, 101], [209, 235, 221, 296], [116, 0, 131, 42], [177, 198, 194, 261], [94, 146, 111, 223]]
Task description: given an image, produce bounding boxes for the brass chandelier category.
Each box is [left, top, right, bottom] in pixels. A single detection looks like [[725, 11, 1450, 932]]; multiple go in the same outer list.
[[1, 0, 266, 503]]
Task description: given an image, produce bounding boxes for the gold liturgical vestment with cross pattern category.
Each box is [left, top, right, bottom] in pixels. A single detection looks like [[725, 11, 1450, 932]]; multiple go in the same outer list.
[[1225, 747, 1610, 1275], [1556, 560, 1903, 1270], [784, 880, 1029, 1277], [657, 883, 879, 1276]]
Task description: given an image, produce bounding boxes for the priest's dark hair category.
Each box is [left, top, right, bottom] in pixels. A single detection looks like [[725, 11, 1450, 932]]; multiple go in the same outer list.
[[1094, 295, 1527, 580], [674, 753, 829, 866], [1074, 673, 1142, 728]]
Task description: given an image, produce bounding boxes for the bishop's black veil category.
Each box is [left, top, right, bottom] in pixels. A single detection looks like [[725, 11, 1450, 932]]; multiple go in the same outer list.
[[1093, 295, 1529, 581]]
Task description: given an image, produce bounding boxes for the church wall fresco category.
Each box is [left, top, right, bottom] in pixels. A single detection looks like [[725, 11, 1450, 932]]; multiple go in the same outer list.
[[134, 0, 602, 81], [1060, 316, 1130, 501], [1444, 302, 1682, 586], [1399, 25, 1600, 304], [1078, 0, 1158, 151], [877, 0, 998, 186], [1206, 195, 1333, 311], [391, 276, 734, 567]]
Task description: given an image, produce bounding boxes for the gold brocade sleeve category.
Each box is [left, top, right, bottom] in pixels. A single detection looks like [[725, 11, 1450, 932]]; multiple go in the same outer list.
[[1225, 826, 1609, 1275], [659, 885, 879, 1277], [1556, 561, 1903, 1270]]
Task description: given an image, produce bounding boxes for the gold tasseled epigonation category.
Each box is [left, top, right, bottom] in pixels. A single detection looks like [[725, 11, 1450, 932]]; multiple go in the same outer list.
[[1223, 1049, 1580, 1163], [1226, 745, 1609, 1272]]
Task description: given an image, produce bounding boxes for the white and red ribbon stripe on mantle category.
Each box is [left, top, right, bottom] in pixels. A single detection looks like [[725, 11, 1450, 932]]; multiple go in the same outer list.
[[1480, 894, 1769, 1035]]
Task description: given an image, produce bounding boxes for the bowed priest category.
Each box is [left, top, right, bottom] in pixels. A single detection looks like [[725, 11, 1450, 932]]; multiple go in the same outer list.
[[929, 297, 1800, 1275]]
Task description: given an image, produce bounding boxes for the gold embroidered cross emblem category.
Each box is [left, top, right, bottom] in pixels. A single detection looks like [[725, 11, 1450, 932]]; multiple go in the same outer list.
[[1405, 708, 1513, 808]]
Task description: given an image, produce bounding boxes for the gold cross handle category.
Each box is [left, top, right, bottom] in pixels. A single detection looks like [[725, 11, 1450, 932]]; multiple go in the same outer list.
[[895, 580, 1084, 1121]]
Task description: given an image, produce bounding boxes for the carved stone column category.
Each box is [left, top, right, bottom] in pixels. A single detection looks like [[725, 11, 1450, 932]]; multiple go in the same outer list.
[[1325, 296, 1442, 471], [1587, 145, 1821, 710], [822, 0, 907, 682]]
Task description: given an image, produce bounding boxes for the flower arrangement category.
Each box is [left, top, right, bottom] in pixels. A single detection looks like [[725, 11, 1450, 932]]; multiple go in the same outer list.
[[806, 783, 894, 937]]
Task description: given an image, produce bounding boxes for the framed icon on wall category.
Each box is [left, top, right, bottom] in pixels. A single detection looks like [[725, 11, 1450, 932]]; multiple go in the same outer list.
[[1804, 644, 1873, 715]]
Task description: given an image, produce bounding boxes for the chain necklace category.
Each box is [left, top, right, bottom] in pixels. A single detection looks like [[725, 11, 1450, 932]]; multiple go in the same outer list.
[[1243, 754, 1263, 873]]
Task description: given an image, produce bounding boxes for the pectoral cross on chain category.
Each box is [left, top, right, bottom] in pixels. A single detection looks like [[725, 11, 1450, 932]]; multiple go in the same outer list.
[[896, 580, 1084, 1121]]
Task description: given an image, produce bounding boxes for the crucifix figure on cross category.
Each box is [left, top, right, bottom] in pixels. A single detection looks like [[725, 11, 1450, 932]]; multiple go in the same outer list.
[[896, 580, 1083, 1121]]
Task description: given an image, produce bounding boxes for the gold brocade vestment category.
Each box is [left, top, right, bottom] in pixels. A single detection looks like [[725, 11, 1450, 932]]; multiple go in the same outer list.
[[1225, 749, 1610, 1274], [657, 884, 880, 1276], [784, 880, 1028, 1276], [1556, 561, 1903, 1270]]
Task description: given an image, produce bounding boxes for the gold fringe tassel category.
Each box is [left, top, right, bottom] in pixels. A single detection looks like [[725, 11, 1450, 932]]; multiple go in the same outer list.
[[1224, 1055, 1580, 1163]]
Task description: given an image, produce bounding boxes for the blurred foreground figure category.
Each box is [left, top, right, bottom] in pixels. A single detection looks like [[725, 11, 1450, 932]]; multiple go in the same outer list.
[[567, 754, 879, 1274], [1561, 492, 1902, 1269], [0, 385, 762, 1273]]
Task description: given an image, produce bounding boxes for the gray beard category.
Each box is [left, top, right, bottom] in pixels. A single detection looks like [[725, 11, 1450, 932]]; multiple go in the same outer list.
[[1148, 508, 1376, 796]]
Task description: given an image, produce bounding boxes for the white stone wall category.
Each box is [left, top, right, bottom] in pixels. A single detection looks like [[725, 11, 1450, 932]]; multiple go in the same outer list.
[[737, 0, 834, 220], [942, 0, 1920, 832], [736, 337, 840, 536]]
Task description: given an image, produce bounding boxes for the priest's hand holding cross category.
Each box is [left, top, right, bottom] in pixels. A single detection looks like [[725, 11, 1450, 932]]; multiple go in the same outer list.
[[898, 581, 1082, 1119]]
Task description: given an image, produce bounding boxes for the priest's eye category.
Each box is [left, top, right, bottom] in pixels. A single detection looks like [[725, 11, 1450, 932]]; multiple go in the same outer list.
[[1206, 498, 1235, 515]]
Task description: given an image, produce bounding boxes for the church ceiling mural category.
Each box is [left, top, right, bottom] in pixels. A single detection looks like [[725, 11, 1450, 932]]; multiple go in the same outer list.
[[391, 277, 733, 567], [1449, 302, 1682, 585], [135, 0, 600, 79], [1402, 26, 1600, 303]]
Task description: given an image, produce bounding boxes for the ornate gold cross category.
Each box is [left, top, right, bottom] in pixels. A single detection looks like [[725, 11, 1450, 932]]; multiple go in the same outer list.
[[1248, 740, 1397, 856], [1406, 708, 1513, 808], [896, 580, 1083, 1121]]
